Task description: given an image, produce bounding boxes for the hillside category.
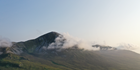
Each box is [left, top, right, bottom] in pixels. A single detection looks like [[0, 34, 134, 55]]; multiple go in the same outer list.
[[0, 32, 140, 70], [0, 49, 140, 70], [5, 32, 60, 54]]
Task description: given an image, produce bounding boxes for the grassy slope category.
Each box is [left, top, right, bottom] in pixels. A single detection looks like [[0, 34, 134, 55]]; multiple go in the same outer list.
[[0, 49, 140, 70], [0, 53, 62, 70], [20, 49, 140, 70]]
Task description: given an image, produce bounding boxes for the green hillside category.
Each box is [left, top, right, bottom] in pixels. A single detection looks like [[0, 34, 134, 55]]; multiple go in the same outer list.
[[0, 32, 140, 70], [0, 49, 140, 70]]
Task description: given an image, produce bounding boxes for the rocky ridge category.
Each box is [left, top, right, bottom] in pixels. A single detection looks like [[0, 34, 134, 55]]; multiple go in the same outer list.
[[0, 31, 117, 55], [5, 32, 60, 54]]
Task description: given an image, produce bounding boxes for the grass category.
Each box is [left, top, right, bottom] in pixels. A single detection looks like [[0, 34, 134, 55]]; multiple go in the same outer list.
[[0, 49, 140, 70], [0, 53, 62, 70]]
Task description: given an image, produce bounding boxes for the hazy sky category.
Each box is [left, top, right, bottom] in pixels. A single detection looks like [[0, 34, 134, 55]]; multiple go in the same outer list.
[[0, 0, 140, 47]]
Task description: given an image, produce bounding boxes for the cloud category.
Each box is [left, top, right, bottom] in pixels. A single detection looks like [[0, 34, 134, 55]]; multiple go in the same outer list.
[[47, 33, 100, 50], [116, 43, 140, 54], [47, 33, 140, 54], [0, 37, 12, 47]]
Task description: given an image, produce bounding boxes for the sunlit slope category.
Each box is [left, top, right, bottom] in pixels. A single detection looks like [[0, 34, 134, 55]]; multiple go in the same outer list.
[[1, 49, 139, 70], [0, 53, 63, 70]]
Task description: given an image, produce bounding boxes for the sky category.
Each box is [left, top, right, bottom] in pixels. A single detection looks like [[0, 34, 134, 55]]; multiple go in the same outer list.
[[0, 0, 140, 47]]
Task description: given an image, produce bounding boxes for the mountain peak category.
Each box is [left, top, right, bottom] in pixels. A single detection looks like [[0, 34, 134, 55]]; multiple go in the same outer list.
[[5, 31, 61, 54], [44, 31, 60, 36], [38, 31, 60, 39]]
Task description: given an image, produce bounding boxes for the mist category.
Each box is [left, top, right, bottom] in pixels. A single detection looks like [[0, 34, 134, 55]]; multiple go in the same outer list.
[[47, 33, 140, 54], [0, 37, 12, 47], [116, 43, 140, 54], [47, 33, 100, 51]]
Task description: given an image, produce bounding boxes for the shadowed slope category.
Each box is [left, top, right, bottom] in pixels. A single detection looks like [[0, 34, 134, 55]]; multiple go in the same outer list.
[[5, 32, 60, 54], [1, 49, 140, 70]]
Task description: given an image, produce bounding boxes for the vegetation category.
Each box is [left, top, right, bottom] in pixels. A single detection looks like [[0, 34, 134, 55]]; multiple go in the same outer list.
[[0, 49, 140, 70], [0, 53, 61, 70], [1, 32, 140, 70]]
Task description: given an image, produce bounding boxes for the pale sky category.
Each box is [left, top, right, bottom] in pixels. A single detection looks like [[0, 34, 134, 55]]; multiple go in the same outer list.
[[0, 0, 140, 47]]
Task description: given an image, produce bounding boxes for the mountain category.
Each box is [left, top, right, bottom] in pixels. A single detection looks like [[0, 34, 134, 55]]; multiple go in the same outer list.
[[0, 31, 140, 70], [5, 31, 60, 54]]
